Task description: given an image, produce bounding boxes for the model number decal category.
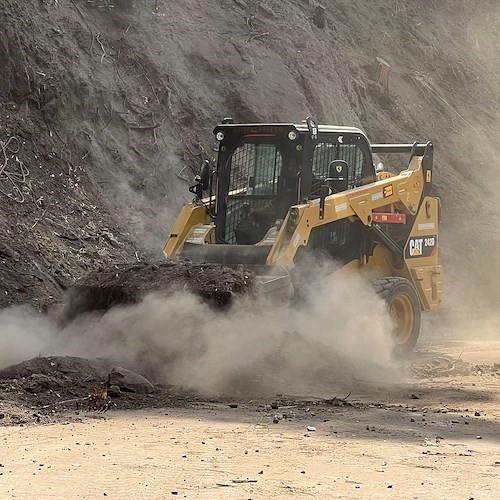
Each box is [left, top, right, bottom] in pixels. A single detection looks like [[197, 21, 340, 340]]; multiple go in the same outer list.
[[405, 235, 437, 258]]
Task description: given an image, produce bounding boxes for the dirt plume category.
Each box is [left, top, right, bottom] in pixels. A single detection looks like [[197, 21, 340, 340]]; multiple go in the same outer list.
[[2, 0, 500, 403], [56, 273, 396, 396], [0, 305, 56, 368], [0, 269, 396, 397]]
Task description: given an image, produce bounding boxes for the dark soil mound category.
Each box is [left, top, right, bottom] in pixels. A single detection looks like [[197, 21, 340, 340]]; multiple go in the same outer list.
[[0, 355, 111, 383], [0, 356, 112, 424], [0, 355, 196, 425], [59, 260, 255, 324]]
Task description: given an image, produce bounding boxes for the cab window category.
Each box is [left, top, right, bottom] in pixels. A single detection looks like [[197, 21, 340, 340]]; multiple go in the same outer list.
[[311, 142, 365, 197]]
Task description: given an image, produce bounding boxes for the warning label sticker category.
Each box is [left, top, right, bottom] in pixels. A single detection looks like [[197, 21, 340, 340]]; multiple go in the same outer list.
[[405, 235, 437, 258]]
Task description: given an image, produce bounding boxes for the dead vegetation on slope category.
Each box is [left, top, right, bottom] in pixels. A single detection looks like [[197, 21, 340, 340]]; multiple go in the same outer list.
[[2, 0, 500, 311]]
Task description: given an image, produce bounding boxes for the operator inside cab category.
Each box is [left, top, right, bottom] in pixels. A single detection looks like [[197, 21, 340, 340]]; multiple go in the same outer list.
[[234, 156, 299, 245]]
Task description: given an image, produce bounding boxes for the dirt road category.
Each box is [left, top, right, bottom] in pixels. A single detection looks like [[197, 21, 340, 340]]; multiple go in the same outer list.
[[1, 332, 500, 499]]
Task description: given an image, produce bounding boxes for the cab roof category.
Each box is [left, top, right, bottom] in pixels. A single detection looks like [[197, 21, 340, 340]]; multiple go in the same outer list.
[[214, 122, 368, 137]]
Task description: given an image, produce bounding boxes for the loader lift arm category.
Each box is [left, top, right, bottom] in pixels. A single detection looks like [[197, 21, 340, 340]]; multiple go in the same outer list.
[[267, 143, 434, 268]]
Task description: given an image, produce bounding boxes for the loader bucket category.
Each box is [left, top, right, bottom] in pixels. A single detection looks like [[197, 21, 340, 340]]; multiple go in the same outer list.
[[246, 265, 293, 301]]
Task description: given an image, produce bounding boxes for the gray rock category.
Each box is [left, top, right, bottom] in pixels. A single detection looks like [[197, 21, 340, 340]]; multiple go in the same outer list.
[[107, 385, 122, 397], [313, 5, 326, 29], [108, 367, 154, 394]]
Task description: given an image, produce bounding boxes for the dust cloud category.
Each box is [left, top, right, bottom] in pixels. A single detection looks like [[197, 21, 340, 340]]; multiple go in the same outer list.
[[0, 306, 57, 369], [0, 274, 397, 396], [111, 165, 192, 256], [417, 4, 500, 341]]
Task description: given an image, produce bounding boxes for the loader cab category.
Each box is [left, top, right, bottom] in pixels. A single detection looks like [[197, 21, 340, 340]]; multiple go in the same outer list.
[[210, 121, 375, 245]]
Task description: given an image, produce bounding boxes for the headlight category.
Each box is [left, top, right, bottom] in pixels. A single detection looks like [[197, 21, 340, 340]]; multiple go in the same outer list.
[[288, 131, 298, 141], [216, 132, 225, 141]]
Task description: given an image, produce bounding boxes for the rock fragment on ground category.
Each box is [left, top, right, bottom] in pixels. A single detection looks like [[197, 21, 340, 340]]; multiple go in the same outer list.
[[108, 367, 154, 394]]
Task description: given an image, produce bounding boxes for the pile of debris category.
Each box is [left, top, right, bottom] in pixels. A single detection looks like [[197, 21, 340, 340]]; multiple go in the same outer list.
[[0, 355, 189, 426], [59, 261, 255, 325], [410, 356, 500, 378]]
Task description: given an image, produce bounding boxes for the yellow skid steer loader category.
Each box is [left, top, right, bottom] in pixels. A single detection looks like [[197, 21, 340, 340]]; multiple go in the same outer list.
[[164, 118, 442, 351]]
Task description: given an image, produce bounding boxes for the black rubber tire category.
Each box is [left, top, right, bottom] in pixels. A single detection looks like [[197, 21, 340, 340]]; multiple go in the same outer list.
[[372, 277, 421, 354]]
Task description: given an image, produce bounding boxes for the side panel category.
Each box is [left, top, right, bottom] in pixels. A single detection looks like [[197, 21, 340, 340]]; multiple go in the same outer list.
[[294, 244, 394, 291], [333, 244, 394, 279], [404, 196, 442, 311], [163, 204, 212, 258]]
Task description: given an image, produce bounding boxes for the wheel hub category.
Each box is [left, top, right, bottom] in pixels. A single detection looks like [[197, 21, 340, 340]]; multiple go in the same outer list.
[[390, 293, 415, 344]]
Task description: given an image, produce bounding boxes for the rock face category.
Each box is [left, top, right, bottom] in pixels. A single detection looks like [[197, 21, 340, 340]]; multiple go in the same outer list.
[[108, 367, 154, 394], [0, 0, 499, 313]]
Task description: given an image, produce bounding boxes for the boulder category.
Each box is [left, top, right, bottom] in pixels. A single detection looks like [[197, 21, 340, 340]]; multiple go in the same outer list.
[[107, 385, 122, 398], [313, 5, 326, 29], [108, 367, 154, 394]]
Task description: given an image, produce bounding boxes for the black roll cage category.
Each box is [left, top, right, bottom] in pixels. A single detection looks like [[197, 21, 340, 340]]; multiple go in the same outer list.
[[208, 122, 433, 243]]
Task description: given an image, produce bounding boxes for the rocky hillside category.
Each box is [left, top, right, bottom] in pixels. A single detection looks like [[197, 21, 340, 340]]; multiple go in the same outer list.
[[1, 0, 499, 310]]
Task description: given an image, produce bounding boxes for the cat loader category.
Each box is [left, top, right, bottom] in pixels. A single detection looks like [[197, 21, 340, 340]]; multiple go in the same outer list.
[[164, 117, 442, 352]]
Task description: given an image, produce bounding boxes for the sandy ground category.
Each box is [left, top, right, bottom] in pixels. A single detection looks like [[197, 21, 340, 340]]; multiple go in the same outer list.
[[1, 334, 500, 500]]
